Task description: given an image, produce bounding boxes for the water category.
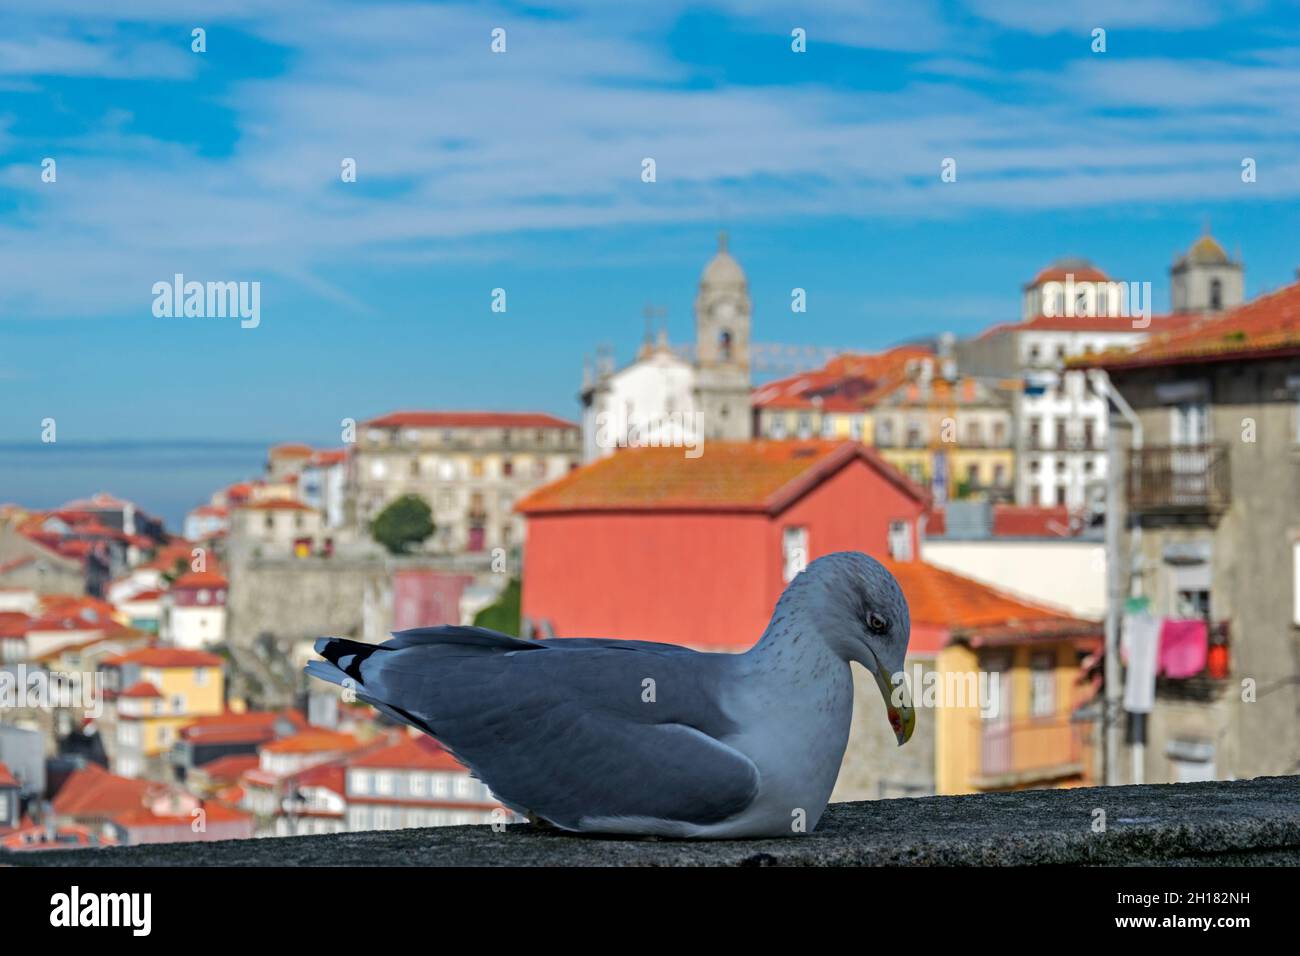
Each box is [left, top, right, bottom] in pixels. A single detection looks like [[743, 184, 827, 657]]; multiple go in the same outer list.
[[0, 440, 272, 531]]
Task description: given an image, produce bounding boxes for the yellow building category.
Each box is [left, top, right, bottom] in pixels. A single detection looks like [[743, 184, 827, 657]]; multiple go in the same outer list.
[[751, 350, 1016, 502], [834, 560, 1101, 801], [105, 646, 225, 779], [868, 365, 1016, 501]]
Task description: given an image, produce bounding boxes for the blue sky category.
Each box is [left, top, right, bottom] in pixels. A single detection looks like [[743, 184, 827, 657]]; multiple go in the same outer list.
[[2, 0, 1300, 445]]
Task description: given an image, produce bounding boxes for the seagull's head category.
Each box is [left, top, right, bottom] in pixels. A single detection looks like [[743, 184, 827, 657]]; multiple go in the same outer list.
[[802, 551, 916, 746]]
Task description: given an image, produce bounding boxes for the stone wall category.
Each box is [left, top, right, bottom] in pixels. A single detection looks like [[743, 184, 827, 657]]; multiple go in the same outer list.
[[8, 775, 1297, 866]]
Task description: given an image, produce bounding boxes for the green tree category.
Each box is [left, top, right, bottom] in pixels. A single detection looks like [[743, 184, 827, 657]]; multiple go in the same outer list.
[[473, 577, 521, 636], [370, 494, 435, 555]]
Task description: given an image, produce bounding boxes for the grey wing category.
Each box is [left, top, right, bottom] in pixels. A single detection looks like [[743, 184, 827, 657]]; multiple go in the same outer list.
[[307, 633, 760, 830]]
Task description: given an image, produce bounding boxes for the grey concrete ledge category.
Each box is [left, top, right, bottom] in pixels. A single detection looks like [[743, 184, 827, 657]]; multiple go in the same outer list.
[[7, 775, 1299, 867]]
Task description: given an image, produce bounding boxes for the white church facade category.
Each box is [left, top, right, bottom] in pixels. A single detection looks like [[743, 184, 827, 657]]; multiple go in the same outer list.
[[580, 235, 754, 460]]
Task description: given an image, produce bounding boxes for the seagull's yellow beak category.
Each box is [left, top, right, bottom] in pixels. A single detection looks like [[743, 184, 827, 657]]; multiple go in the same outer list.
[[873, 665, 916, 746]]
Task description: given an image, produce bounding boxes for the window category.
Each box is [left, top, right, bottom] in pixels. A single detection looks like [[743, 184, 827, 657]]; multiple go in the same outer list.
[[1056, 485, 1068, 505], [796, 414, 812, 439], [718, 329, 733, 361], [410, 773, 428, 797], [906, 419, 923, 448], [1028, 419, 1041, 448], [195, 668, 207, 687], [502, 458, 513, 477], [966, 422, 982, 446], [993, 463, 1006, 485], [1210, 278, 1223, 310], [821, 416, 836, 439], [351, 771, 371, 796], [454, 776, 472, 798], [992, 421, 1007, 446], [1030, 652, 1055, 717], [782, 527, 808, 583], [850, 415, 865, 441], [409, 458, 420, 477], [876, 418, 894, 446], [887, 521, 912, 561], [471, 459, 485, 478], [769, 416, 787, 439], [171, 694, 186, 714], [375, 773, 394, 796]]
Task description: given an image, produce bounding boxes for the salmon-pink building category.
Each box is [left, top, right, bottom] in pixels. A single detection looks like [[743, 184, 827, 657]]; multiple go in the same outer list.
[[516, 441, 928, 650]]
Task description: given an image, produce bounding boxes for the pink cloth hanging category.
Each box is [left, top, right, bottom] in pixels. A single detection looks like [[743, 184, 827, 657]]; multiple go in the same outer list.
[[1157, 619, 1208, 678]]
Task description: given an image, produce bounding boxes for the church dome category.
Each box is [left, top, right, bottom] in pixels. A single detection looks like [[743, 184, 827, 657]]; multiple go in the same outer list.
[[700, 232, 747, 288], [1186, 233, 1229, 265]]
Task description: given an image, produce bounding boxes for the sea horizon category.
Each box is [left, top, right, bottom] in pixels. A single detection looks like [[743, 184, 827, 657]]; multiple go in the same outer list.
[[0, 438, 307, 531]]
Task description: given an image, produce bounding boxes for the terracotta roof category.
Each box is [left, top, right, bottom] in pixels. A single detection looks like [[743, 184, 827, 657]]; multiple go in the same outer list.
[[261, 730, 359, 755], [189, 504, 228, 518], [518, 441, 927, 515], [927, 505, 1087, 539], [195, 754, 260, 782], [120, 588, 165, 603], [751, 346, 933, 411], [269, 443, 315, 459], [103, 646, 224, 668], [0, 612, 31, 639], [310, 448, 348, 466], [0, 762, 18, 788], [363, 410, 577, 430], [978, 312, 1198, 340], [346, 734, 466, 772], [113, 802, 251, 828], [170, 570, 228, 590], [119, 680, 163, 699], [291, 761, 346, 797], [238, 499, 314, 512], [1089, 279, 1300, 369], [57, 492, 137, 512], [1027, 259, 1110, 286], [180, 709, 306, 744], [51, 765, 162, 818], [887, 559, 1099, 653]]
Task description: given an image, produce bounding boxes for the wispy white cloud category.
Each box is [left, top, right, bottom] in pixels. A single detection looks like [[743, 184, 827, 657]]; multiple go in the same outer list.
[[1, 0, 1298, 320]]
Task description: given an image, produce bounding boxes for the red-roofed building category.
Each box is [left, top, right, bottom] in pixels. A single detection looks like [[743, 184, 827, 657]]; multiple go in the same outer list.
[[161, 569, 228, 650], [184, 503, 230, 543], [174, 709, 307, 776], [109, 801, 254, 845], [751, 344, 934, 440], [831, 559, 1101, 800], [518, 440, 927, 648], [231, 498, 325, 557], [353, 409, 582, 554], [1076, 276, 1300, 788], [301, 448, 350, 528], [101, 646, 225, 778], [342, 733, 499, 832], [957, 238, 1233, 509]]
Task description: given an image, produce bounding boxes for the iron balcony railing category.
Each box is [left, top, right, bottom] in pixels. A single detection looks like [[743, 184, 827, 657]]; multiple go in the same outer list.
[[1127, 443, 1231, 513]]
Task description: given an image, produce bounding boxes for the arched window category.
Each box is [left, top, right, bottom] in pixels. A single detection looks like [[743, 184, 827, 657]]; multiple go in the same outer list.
[[718, 329, 732, 361], [1210, 278, 1223, 311]]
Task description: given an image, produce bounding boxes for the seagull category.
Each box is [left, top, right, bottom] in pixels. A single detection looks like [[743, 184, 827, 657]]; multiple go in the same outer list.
[[306, 551, 915, 838]]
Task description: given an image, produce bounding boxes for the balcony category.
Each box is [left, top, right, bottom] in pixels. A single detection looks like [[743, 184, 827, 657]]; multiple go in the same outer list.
[[971, 716, 1089, 790], [1127, 443, 1230, 514]]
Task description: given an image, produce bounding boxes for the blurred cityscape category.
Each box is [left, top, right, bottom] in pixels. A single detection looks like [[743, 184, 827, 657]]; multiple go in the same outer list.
[[2, 230, 1297, 851]]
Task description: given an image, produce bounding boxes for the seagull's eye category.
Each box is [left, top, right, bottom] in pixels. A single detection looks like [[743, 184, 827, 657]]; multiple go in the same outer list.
[[867, 612, 889, 634]]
